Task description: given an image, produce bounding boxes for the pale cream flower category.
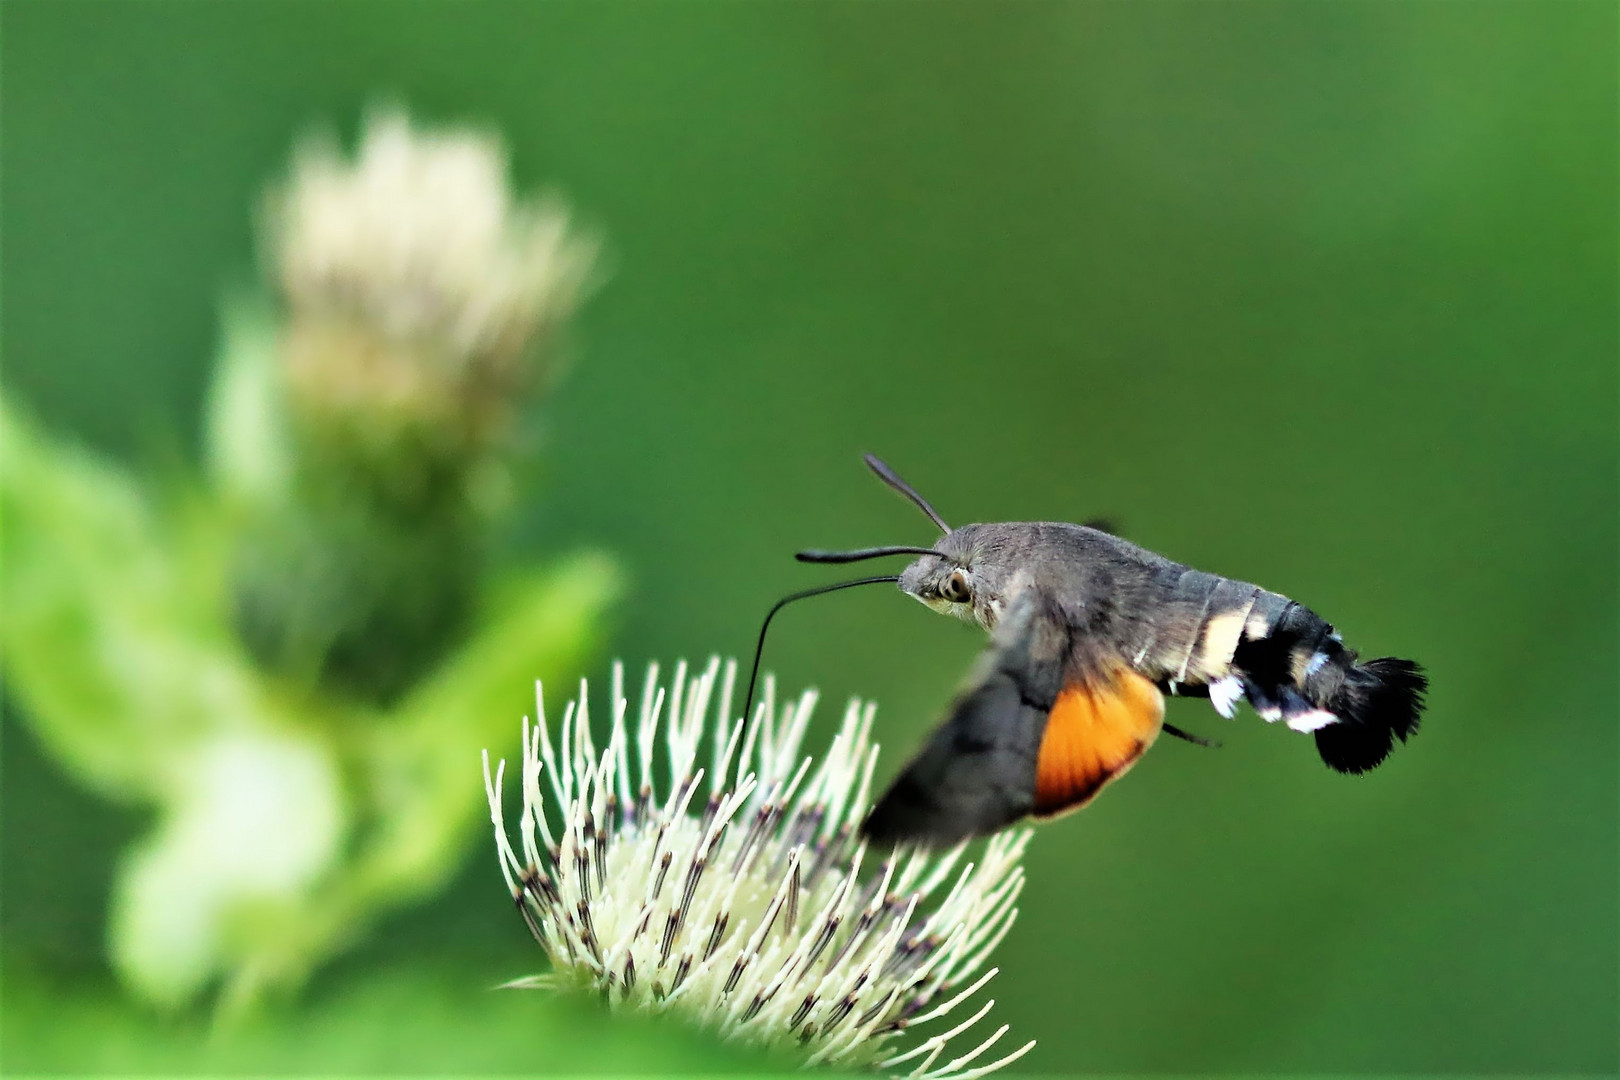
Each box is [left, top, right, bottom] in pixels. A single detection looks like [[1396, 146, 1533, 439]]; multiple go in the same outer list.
[[484, 659, 1035, 1078], [264, 106, 595, 468]]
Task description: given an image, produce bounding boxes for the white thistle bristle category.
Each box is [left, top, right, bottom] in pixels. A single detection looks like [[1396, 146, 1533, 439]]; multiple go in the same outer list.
[[484, 658, 1035, 1077]]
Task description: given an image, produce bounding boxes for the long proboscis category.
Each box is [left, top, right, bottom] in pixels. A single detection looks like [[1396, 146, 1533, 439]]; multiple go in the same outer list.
[[740, 574, 901, 735], [864, 453, 950, 534], [796, 545, 943, 564]]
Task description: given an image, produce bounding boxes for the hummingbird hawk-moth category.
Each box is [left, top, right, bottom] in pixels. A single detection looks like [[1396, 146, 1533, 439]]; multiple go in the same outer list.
[[746, 454, 1428, 849]]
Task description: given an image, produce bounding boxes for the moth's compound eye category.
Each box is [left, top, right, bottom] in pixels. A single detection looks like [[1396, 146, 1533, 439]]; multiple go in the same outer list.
[[941, 569, 972, 603]]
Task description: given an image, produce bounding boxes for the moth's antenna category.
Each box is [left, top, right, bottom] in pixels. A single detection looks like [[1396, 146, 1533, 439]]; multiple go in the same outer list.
[[741, 575, 901, 733], [796, 545, 943, 564], [864, 453, 950, 534]]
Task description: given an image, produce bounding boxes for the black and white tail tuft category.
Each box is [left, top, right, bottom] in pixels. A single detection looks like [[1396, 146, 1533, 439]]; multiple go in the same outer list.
[[1314, 658, 1428, 774]]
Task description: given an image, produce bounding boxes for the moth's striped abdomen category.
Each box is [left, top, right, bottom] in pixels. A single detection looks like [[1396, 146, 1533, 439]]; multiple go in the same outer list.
[[1130, 567, 1426, 774]]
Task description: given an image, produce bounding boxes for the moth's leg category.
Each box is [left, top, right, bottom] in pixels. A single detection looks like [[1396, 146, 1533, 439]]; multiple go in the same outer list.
[[1162, 722, 1221, 750]]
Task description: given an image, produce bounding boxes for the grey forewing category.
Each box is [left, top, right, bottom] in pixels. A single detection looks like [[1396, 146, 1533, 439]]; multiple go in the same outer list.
[[861, 590, 1065, 846]]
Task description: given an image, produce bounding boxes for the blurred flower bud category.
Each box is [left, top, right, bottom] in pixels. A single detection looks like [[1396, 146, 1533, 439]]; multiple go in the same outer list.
[[265, 106, 595, 498], [227, 107, 598, 702]]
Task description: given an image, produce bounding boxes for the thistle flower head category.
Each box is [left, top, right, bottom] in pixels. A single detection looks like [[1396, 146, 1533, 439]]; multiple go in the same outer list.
[[265, 106, 595, 478], [484, 659, 1035, 1078]]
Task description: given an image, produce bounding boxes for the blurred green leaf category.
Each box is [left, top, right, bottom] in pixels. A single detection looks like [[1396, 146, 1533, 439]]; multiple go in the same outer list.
[[364, 551, 621, 894], [2, 961, 796, 1075], [0, 397, 253, 801], [205, 297, 293, 511]]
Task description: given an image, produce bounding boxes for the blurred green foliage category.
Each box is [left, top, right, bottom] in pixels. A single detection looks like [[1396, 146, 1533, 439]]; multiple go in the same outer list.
[[1, 391, 620, 1011], [2, 50, 620, 1039], [2, 0, 1614, 1074]]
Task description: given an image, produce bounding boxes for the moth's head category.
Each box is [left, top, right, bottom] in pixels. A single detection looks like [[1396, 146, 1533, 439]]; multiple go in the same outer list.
[[896, 530, 971, 624], [758, 454, 1020, 736], [796, 456, 1027, 632], [896, 525, 1016, 630]]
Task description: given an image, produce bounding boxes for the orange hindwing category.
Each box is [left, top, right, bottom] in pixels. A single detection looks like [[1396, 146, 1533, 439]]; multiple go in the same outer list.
[[1033, 668, 1165, 818]]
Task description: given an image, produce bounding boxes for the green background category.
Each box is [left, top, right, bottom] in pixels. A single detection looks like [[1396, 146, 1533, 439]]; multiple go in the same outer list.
[[3, 0, 1615, 1073]]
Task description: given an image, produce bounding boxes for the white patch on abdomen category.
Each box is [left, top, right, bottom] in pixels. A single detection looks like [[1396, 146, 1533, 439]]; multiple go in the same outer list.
[[1208, 675, 1244, 719], [1286, 708, 1339, 733]]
